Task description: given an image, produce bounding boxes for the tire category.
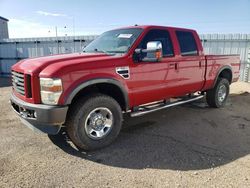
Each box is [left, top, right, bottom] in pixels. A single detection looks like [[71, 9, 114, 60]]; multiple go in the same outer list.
[[66, 94, 122, 151], [206, 78, 230, 108]]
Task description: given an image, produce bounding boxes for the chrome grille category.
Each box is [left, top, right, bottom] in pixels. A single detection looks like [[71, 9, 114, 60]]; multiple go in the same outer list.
[[12, 71, 25, 95]]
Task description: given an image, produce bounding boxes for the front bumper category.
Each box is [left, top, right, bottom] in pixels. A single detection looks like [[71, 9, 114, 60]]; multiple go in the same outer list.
[[10, 93, 68, 135]]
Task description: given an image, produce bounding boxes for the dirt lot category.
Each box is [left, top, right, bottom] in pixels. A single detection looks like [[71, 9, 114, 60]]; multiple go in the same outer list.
[[0, 77, 250, 187]]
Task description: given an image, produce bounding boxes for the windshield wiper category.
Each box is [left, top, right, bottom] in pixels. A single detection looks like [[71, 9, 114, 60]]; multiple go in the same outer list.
[[93, 48, 108, 54], [83, 48, 116, 55], [82, 48, 106, 53], [106, 50, 125, 53]]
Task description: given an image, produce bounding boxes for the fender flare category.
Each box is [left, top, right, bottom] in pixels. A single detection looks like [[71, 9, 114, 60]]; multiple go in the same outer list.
[[65, 78, 129, 110], [213, 65, 232, 87]]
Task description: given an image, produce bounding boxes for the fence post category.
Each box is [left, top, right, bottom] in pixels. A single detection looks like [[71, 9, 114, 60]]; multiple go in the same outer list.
[[35, 41, 38, 57], [248, 47, 250, 82]]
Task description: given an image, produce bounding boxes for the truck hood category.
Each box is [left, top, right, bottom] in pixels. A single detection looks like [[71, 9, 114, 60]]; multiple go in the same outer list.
[[12, 53, 112, 75]]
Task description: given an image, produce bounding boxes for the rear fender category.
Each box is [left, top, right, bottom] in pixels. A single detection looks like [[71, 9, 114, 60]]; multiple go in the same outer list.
[[213, 65, 232, 87]]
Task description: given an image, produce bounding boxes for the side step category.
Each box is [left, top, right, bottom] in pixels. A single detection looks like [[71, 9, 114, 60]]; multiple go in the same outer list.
[[130, 95, 204, 117]]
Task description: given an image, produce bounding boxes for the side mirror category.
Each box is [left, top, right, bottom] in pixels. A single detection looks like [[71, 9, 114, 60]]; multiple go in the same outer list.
[[134, 41, 163, 62]]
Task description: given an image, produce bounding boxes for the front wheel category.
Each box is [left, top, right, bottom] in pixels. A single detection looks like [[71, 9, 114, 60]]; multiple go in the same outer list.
[[206, 78, 230, 108], [66, 94, 122, 150]]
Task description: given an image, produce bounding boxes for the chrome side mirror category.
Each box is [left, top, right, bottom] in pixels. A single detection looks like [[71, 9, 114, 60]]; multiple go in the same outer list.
[[134, 41, 163, 62], [147, 41, 162, 51]]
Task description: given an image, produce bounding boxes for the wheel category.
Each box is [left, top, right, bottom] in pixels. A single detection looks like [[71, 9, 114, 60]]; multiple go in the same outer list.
[[206, 78, 230, 108], [66, 94, 122, 150]]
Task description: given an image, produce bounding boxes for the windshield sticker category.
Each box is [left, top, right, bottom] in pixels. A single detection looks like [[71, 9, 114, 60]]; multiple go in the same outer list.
[[118, 34, 133, 38]]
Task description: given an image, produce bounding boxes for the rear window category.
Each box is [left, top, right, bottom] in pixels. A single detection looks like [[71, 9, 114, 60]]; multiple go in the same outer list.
[[176, 31, 198, 56]]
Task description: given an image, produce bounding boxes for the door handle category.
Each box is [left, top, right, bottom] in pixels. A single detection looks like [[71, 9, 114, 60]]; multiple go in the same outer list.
[[170, 63, 178, 70]]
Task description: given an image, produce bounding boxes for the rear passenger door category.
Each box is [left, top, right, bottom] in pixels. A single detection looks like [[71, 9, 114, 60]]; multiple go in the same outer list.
[[175, 31, 205, 94]]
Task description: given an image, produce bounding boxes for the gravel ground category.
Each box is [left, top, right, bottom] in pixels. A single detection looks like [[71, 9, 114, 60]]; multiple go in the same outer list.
[[0, 77, 250, 187]]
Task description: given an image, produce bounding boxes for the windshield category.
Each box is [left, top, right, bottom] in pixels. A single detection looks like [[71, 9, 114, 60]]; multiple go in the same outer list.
[[83, 28, 143, 55]]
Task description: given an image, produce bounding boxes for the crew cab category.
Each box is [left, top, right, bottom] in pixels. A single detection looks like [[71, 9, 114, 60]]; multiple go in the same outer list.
[[10, 25, 240, 150]]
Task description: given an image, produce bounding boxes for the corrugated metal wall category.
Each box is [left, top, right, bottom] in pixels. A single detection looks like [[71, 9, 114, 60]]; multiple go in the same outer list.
[[0, 18, 9, 40], [0, 34, 250, 82], [0, 36, 97, 74]]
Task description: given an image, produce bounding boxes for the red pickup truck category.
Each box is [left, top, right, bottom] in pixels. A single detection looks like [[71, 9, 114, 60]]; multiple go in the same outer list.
[[10, 25, 240, 150]]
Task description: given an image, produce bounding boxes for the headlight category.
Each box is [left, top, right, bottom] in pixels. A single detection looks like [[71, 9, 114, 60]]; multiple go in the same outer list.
[[40, 78, 63, 105]]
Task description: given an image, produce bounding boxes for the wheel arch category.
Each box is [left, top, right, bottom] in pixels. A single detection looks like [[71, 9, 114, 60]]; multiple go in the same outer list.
[[213, 65, 233, 87], [65, 78, 129, 111]]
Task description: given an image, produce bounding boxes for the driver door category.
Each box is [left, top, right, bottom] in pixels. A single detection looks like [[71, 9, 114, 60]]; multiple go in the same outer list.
[[128, 29, 179, 106]]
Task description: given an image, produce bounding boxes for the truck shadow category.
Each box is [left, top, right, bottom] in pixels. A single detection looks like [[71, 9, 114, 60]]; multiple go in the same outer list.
[[49, 93, 250, 171]]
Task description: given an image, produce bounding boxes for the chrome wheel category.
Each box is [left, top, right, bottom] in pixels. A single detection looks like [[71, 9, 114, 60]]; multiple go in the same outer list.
[[85, 107, 113, 140], [218, 85, 227, 103]]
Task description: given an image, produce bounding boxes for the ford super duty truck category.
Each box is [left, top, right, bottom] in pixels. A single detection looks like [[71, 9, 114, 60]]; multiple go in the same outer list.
[[10, 25, 240, 150]]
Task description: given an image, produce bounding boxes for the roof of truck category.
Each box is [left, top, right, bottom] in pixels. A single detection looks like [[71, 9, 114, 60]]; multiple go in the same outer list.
[[116, 25, 197, 32]]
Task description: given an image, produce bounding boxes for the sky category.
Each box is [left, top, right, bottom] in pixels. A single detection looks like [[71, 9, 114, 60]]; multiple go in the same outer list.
[[0, 0, 250, 38]]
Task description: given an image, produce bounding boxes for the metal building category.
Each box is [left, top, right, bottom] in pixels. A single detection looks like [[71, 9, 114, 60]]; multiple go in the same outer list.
[[0, 16, 9, 40]]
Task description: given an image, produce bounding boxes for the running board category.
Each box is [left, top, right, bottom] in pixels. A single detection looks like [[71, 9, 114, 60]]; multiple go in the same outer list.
[[130, 95, 204, 117]]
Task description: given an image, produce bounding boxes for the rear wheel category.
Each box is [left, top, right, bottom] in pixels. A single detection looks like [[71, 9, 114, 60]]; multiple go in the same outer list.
[[206, 78, 230, 108], [66, 94, 122, 150]]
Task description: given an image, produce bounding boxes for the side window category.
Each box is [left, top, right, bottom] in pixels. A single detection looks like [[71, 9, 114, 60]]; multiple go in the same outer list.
[[176, 31, 198, 56], [138, 29, 174, 57]]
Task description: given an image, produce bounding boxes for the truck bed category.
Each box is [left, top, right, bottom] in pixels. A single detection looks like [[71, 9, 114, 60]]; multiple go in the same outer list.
[[202, 54, 241, 91]]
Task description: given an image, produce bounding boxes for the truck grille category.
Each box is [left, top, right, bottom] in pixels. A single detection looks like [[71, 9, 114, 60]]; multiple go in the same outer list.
[[12, 71, 25, 96]]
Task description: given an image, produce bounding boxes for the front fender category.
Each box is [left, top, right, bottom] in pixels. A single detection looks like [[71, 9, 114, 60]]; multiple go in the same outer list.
[[64, 78, 130, 110]]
